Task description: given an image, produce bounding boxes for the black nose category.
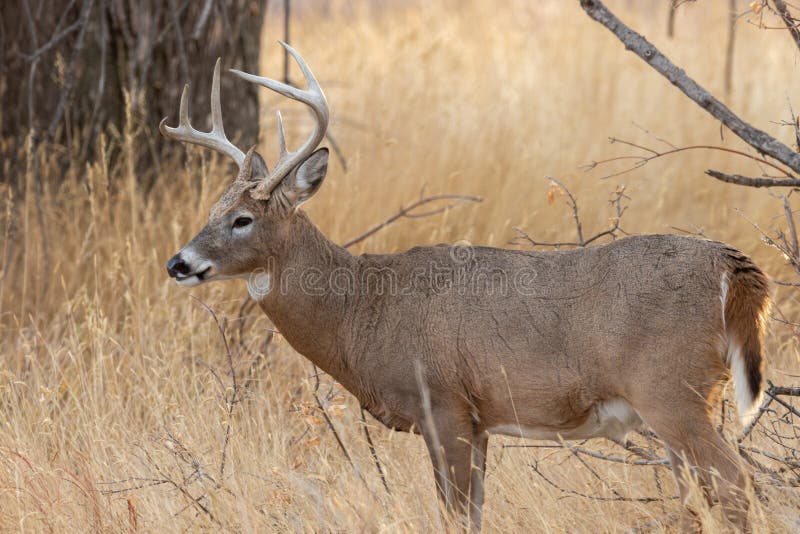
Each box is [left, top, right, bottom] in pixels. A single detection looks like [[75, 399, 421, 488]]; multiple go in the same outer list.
[[166, 255, 190, 278]]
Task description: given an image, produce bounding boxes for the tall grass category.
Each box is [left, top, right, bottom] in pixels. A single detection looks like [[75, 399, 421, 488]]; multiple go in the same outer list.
[[1, 0, 798, 531]]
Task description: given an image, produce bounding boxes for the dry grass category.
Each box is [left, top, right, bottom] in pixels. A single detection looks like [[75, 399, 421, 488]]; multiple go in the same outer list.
[[1, 0, 799, 531]]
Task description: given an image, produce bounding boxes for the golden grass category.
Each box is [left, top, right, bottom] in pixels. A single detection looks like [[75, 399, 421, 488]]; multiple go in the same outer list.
[[1, 0, 799, 531]]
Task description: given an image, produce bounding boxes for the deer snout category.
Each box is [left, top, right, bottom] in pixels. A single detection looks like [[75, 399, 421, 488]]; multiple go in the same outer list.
[[166, 255, 190, 278]]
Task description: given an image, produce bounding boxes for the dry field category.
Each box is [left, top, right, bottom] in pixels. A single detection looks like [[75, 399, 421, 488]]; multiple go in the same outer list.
[[2, 0, 800, 531]]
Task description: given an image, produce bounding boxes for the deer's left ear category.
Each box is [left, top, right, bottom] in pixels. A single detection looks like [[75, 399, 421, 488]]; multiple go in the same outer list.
[[237, 147, 269, 183], [282, 148, 329, 207]]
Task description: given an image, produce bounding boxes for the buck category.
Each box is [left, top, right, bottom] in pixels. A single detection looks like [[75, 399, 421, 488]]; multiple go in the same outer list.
[[162, 44, 770, 532]]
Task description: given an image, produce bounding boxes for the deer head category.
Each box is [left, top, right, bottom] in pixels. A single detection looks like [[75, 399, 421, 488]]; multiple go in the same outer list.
[[162, 43, 330, 287]]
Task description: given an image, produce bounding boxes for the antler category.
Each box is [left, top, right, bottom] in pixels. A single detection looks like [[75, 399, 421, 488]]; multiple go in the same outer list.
[[159, 58, 246, 169], [230, 41, 329, 199]]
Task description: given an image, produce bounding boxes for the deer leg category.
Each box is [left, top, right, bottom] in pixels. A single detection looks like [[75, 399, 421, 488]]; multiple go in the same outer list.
[[422, 415, 477, 530], [684, 430, 750, 532], [665, 447, 702, 534], [641, 405, 751, 532]]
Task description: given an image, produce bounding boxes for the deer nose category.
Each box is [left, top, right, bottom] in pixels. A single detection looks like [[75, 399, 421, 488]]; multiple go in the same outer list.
[[166, 255, 190, 278]]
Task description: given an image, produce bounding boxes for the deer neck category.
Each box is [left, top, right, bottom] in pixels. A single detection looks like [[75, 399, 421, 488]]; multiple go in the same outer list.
[[252, 210, 356, 378]]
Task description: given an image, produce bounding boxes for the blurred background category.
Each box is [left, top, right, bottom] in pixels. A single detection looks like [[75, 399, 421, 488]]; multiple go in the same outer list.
[[1, 0, 799, 531]]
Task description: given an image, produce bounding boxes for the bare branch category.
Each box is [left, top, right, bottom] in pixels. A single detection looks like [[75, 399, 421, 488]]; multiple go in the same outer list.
[[766, 380, 800, 418], [529, 460, 675, 502], [361, 409, 391, 495], [511, 183, 628, 249], [585, 139, 795, 180], [190, 297, 239, 481], [342, 193, 482, 249], [739, 395, 774, 441], [772, 0, 800, 51], [20, 18, 84, 62], [706, 169, 800, 188], [784, 195, 799, 260], [167, 0, 189, 84], [191, 0, 214, 40], [579, 0, 800, 174], [309, 363, 380, 502], [47, 0, 95, 140]]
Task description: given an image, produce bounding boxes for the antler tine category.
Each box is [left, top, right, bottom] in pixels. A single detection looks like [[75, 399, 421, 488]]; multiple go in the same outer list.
[[159, 58, 246, 169], [210, 58, 227, 138], [275, 111, 287, 156], [230, 42, 329, 197]]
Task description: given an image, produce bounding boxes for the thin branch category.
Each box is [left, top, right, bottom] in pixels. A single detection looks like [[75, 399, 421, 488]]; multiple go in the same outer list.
[[309, 363, 378, 501], [167, 0, 189, 84], [190, 297, 239, 481], [191, 0, 214, 40], [361, 409, 391, 495], [766, 380, 800, 418], [549, 176, 583, 244], [739, 395, 774, 441], [579, 0, 800, 174], [342, 193, 482, 248], [510, 183, 628, 249], [46, 0, 95, 139], [20, 18, 83, 62], [584, 141, 794, 180], [505, 442, 668, 466], [529, 461, 674, 502], [785, 195, 799, 260]]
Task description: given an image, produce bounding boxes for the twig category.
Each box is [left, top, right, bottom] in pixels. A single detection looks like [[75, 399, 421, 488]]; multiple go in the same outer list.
[[191, 0, 214, 40], [20, 19, 84, 62], [551, 176, 583, 244], [739, 395, 774, 441], [79, 0, 108, 165], [579, 0, 800, 174], [529, 461, 674, 502], [510, 182, 628, 249], [342, 192, 482, 248], [46, 0, 95, 140], [190, 297, 239, 481], [361, 409, 391, 495], [309, 363, 377, 500], [584, 141, 794, 180], [785, 195, 799, 261], [766, 380, 800, 418], [167, 0, 189, 84], [503, 442, 668, 466]]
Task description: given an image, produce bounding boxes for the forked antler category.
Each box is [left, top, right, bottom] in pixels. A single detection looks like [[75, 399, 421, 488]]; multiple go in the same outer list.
[[159, 58, 246, 169], [231, 41, 329, 199]]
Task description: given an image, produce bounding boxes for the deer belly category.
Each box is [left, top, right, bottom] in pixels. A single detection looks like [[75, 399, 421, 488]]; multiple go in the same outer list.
[[488, 398, 644, 442]]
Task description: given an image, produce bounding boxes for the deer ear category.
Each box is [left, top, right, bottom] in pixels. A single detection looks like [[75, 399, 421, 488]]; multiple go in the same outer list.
[[282, 148, 329, 207]]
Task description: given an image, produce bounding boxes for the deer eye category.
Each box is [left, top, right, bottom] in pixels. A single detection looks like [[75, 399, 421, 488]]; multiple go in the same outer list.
[[232, 216, 253, 229]]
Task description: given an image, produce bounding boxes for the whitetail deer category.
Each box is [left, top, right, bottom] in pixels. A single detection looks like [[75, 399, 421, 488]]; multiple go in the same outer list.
[[162, 44, 770, 532]]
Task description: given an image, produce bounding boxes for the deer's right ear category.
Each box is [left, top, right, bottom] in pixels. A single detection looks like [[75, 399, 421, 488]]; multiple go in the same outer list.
[[281, 148, 329, 208]]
